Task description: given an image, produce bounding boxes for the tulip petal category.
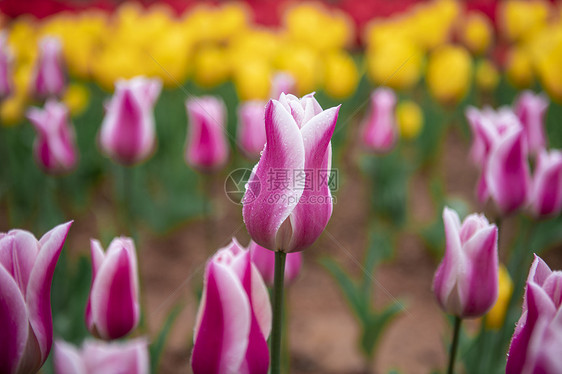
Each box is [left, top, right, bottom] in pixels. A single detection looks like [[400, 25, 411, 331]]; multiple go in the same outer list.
[[83, 338, 149, 374], [54, 340, 87, 374], [0, 230, 39, 297], [86, 240, 105, 331]]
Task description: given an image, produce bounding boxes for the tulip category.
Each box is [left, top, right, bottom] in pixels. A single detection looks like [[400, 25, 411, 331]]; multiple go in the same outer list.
[[485, 264, 513, 329], [433, 207, 498, 318], [86, 237, 140, 340], [396, 100, 424, 140], [54, 338, 149, 374], [459, 12, 493, 56], [248, 240, 302, 286], [528, 150, 562, 217], [27, 100, 78, 174], [31, 36, 66, 98], [426, 45, 473, 105], [361, 87, 397, 153], [242, 93, 340, 253], [0, 222, 72, 374], [0, 32, 13, 99], [237, 101, 266, 159], [514, 90, 549, 155], [191, 239, 271, 374], [185, 96, 229, 172], [99, 76, 162, 165], [506, 255, 562, 374], [270, 72, 296, 100]]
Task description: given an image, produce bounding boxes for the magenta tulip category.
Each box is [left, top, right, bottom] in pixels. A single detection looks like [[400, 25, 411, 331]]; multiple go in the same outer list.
[[515, 90, 549, 155], [242, 93, 339, 253], [270, 72, 296, 100], [185, 96, 229, 172], [27, 100, 78, 174], [85, 237, 140, 340], [0, 32, 13, 99], [361, 87, 397, 154], [191, 239, 272, 374], [99, 76, 162, 165], [506, 255, 562, 374], [237, 101, 266, 159], [0, 222, 72, 374], [248, 240, 302, 286], [31, 36, 66, 98], [528, 149, 562, 217], [433, 207, 498, 318], [54, 338, 149, 374]]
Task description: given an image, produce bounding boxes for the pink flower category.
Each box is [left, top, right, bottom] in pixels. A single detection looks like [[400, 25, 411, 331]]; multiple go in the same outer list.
[[270, 72, 296, 100], [248, 240, 302, 286], [99, 77, 162, 165], [54, 338, 149, 374], [528, 149, 562, 217], [361, 87, 397, 154], [27, 100, 78, 174], [433, 207, 498, 318], [242, 93, 340, 253], [31, 36, 66, 98], [0, 32, 13, 99], [237, 101, 266, 159], [191, 239, 271, 374], [86, 237, 140, 340], [506, 255, 562, 374], [185, 96, 230, 172], [515, 90, 549, 155], [0, 222, 72, 374]]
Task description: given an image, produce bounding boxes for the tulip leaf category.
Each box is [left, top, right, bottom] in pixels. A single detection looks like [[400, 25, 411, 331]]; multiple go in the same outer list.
[[150, 304, 182, 374], [320, 257, 365, 320]]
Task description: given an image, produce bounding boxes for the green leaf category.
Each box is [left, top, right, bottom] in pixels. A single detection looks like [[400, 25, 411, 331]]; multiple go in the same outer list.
[[150, 304, 182, 374], [320, 257, 365, 320]]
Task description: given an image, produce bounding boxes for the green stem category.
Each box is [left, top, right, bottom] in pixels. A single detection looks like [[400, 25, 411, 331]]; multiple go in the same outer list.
[[271, 251, 287, 374], [447, 316, 462, 374], [121, 165, 137, 240]]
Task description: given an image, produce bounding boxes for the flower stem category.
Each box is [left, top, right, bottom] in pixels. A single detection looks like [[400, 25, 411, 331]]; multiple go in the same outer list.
[[271, 251, 287, 374], [447, 316, 462, 374]]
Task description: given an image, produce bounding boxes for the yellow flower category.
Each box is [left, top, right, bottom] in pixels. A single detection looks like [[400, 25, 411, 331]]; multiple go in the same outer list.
[[233, 60, 271, 101], [460, 12, 494, 55], [396, 100, 424, 139], [410, 0, 460, 50], [475, 59, 499, 92], [323, 51, 359, 99], [275, 43, 321, 96], [499, 0, 550, 42], [505, 47, 534, 89], [63, 83, 90, 116], [193, 45, 230, 88], [485, 265, 513, 330], [0, 94, 26, 126], [426, 45, 472, 104]]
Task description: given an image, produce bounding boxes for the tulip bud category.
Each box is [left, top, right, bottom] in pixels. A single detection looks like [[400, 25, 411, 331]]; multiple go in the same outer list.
[[506, 255, 562, 374], [54, 338, 149, 374], [27, 100, 78, 174], [514, 90, 549, 155], [361, 87, 397, 153], [86, 237, 140, 340], [433, 207, 498, 318], [528, 150, 562, 217], [248, 240, 302, 286], [270, 72, 296, 100], [396, 100, 423, 140], [99, 76, 162, 165], [192, 239, 271, 374], [242, 93, 340, 253], [0, 222, 72, 374], [0, 32, 13, 99], [31, 36, 66, 98], [185, 96, 230, 172], [237, 101, 266, 159]]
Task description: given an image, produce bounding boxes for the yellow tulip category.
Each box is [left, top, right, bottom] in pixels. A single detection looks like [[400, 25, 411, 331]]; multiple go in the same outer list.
[[505, 47, 534, 89], [475, 59, 499, 92], [426, 45, 472, 104], [396, 100, 424, 139], [0, 94, 26, 126], [460, 12, 494, 55], [323, 51, 359, 99], [193, 45, 230, 88], [275, 44, 321, 96], [499, 0, 550, 42], [233, 60, 271, 101], [485, 265, 513, 330], [63, 83, 90, 116], [410, 0, 460, 50]]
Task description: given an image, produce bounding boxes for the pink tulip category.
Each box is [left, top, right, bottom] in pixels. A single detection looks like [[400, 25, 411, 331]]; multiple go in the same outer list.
[[515, 90, 549, 155], [361, 87, 397, 154], [0, 32, 13, 99], [31, 36, 66, 98], [506, 255, 562, 374], [433, 207, 498, 318], [27, 100, 78, 174], [242, 93, 340, 253], [248, 240, 302, 286], [185, 96, 229, 172], [54, 338, 149, 374], [99, 77, 162, 165], [270, 72, 296, 100], [237, 101, 266, 159], [0, 222, 72, 374], [528, 149, 562, 217], [191, 239, 271, 374], [86, 237, 140, 340]]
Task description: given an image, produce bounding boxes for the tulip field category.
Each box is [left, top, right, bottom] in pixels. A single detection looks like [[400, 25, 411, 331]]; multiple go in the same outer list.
[[2, 0, 562, 373]]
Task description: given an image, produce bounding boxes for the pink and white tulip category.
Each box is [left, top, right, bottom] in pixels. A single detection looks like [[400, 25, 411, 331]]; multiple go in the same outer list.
[[270, 72, 296, 100], [185, 96, 229, 172], [54, 338, 149, 374], [191, 239, 271, 374], [361, 87, 397, 154], [86, 237, 140, 340], [242, 93, 340, 253], [528, 149, 562, 217], [515, 91, 549, 155], [237, 101, 266, 159], [0, 222, 72, 374], [27, 100, 78, 174], [433, 207, 498, 318], [506, 255, 562, 374], [31, 36, 66, 98], [248, 240, 302, 286], [99, 77, 162, 165], [0, 32, 13, 99]]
